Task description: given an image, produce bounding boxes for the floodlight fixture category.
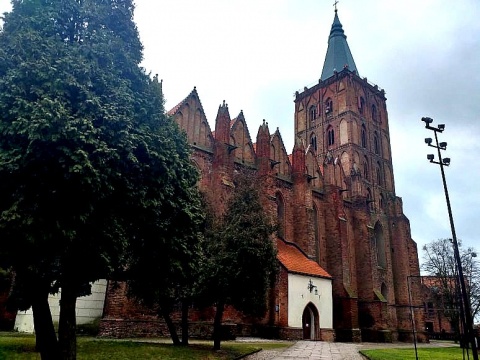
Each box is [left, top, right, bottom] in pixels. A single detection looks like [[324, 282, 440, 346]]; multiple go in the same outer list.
[[421, 117, 434, 125], [439, 142, 447, 149], [427, 154, 434, 161], [443, 158, 451, 165], [425, 138, 433, 145], [438, 124, 445, 131]]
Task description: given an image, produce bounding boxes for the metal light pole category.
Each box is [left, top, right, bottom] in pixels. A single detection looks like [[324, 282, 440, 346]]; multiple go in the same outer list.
[[422, 117, 478, 359]]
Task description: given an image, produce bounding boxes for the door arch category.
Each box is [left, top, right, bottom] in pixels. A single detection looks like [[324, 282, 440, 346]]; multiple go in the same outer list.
[[302, 303, 319, 340]]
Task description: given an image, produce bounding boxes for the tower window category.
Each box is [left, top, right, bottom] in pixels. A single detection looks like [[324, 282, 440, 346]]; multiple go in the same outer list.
[[372, 104, 377, 122], [361, 125, 367, 148], [374, 131, 379, 154], [309, 105, 317, 123], [310, 134, 317, 151], [327, 127, 334, 146], [376, 164, 382, 186], [363, 157, 369, 180], [325, 98, 333, 114], [359, 96, 365, 115]]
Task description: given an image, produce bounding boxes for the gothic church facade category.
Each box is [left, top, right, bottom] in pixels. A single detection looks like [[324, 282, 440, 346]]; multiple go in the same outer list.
[[100, 10, 425, 342]]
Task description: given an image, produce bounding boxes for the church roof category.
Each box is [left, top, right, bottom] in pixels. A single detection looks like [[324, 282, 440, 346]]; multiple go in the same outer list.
[[276, 239, 331, 279], [320, 10, 358, 81]]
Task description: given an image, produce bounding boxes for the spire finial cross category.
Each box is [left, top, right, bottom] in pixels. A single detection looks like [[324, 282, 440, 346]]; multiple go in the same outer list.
[[333, 0, 339, 12]]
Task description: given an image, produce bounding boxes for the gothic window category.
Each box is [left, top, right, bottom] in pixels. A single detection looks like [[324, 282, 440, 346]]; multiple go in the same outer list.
[[309, 105, 317, 125], [380, 193, 385, 211], [276, 192, 285, 239], [363, 157, 369, 180], [376, 162, 382, 186], [361, 124, 367, 148], [325, 98, 333, 114], [372, 104, 377, 122], [310, 133, 317, 151], [374, 222, 386, 268], [359, 96, 365, 115], [374, 131, 379, 154], [327, 126, 334, 146]]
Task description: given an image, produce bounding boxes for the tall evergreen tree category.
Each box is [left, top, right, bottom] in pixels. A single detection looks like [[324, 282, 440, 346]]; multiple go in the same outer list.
[[0, 1, 202, 359], [200, 172, 278, 350]]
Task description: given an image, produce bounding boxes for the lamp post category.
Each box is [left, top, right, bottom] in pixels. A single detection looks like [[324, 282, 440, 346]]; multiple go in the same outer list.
[[422, 117, 478, 359]]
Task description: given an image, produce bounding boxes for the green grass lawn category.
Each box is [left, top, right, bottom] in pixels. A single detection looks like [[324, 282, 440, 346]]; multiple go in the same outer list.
[[0, 332, 291, 360], [360, 346, 472, 360]]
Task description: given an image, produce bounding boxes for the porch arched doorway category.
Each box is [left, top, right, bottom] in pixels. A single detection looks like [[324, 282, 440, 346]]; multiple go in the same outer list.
[[302, 303, 319, 340]]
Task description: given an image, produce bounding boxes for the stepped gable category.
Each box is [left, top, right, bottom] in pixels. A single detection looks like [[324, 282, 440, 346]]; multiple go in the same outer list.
[[276, 238, 331, 279]]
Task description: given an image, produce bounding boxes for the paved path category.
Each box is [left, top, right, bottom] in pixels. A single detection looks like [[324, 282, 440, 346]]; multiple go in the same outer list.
[[270, 341, 365, 360], [244, 339, 457, 360]]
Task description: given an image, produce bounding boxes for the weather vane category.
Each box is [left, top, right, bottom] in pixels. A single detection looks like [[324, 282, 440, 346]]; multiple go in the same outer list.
[[333, 0, 339, 12]]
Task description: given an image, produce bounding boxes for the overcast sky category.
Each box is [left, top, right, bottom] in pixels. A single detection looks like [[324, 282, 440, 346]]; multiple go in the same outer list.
[[1, 0, 479, 265]]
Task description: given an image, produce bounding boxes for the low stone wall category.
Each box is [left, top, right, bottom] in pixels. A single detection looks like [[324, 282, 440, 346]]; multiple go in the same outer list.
[[99, 319, 237, 340]]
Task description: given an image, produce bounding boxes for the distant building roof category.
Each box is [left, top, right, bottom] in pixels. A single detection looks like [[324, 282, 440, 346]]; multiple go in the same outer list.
[[320, 10, 358, 81], [276, 238, 331, 279]]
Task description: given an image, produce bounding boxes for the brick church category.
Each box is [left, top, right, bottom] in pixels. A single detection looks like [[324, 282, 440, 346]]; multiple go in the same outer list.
[[99, 9, 426, 342]]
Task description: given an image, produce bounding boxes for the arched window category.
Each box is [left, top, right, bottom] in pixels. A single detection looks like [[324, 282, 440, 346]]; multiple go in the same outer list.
[[376, 162, 382, 186], [361, 124, 367, 148], [380, 193, 385, 211], [374, 222, 386, 268], [374, 131, 379, 155], [327, 126, 334, 146], [276, 192, 285, 239], [363, 156, 369, 180], [310, 133, 317, 151], [309, 105, 317, 124], [325, 98, 333, 114], [359, 96, 365, 115], [372, 104, 377, 122]]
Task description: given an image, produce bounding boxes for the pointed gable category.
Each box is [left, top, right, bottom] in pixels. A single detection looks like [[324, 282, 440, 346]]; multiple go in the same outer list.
[[320, 10, 359, 81], [168, 87, 213, 150], [230, 111, 256, 165], [270, 128, 291, 177]]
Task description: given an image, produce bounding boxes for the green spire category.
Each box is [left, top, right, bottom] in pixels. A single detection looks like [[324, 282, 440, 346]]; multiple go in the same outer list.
[[320, 10, 358, 81]]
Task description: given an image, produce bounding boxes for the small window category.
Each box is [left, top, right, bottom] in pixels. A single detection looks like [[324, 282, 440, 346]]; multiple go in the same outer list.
[[363, 157, 369, 179], [359, 97, 365, 115], [372, 104, 377, 122], [374, 132, 379, 154], [361, 125, 367, 148], [325, 98, 333, 114], [310, 134, 317, 151], [309, 105, 317, 122], [376, 165, 382, 186], [327, 127, 334, 146]]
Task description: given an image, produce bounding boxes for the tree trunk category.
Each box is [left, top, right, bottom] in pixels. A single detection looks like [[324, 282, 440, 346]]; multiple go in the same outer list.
[[58, 284, 77, 360], [181, 299, 189, 345], [31, 291, 60, 360], [160, 306, 180, 345], [213, 300, 225, 351]]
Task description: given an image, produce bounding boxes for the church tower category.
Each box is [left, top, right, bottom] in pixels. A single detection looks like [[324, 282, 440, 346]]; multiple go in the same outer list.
[[293, 8, 424, 342], [294, 8, 394, 208]]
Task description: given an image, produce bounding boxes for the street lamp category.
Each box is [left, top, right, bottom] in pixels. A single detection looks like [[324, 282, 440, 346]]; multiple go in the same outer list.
[[422, 117, 478, 359]]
